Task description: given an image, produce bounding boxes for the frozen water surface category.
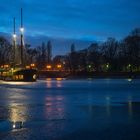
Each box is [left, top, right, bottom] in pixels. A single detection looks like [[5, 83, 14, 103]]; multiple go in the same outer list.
[[0, 79, 140, 140]]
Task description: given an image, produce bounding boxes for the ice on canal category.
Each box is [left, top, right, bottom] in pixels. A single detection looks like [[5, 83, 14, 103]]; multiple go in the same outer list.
[[0, 79, 140, 140]]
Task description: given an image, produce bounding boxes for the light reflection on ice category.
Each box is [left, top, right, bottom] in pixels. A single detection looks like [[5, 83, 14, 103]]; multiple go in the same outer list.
[[56, 80, 62, 88], [106, 96, 111, 116], [0, 80, 33, 85], [45, 95, 65, 120], [46, 80, 52, 88], [9, 104, 27, 122], [127, 78, 132, 82]]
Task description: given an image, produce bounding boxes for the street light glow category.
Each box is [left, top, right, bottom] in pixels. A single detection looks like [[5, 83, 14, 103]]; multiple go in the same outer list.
[[88, 65, 91, 68], [20, 27, 24, 33], [13, 34, 17, 39], [13, 123, 16, 129], [106, 63, 109, 68], [57, 64, 62, 68], [128, 64, 131, 67], [46, 65, 52, 69], [31, 63, 35, 67], [26, 65, 30, 69]]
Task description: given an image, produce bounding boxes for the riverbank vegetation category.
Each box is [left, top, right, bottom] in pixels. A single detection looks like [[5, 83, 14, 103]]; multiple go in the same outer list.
[[0, 28, 140, 73]]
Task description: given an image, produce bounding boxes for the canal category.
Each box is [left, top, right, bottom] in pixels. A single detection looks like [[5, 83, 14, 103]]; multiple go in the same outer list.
[[0, 79, 140, 140]]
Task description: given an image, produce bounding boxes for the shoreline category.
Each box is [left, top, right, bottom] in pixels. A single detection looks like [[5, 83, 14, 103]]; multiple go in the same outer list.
[[38, 71, 140, 79]]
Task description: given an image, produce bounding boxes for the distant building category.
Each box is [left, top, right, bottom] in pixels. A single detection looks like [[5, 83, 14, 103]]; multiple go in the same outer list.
[[53, 55, 70, 70]]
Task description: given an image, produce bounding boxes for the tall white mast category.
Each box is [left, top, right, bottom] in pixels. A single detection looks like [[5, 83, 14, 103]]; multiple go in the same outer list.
[[20, 8, 25, 66], [13, 17, 17, 67]]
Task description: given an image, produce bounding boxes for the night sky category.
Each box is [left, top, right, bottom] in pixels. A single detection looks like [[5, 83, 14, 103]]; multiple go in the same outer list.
[[0, 0, 140, 56]]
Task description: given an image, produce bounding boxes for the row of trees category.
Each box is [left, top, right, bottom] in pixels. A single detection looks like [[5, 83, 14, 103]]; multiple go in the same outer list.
[[0, 38, 52, 70], [26, 41, 52, 69], [0, 37, 12, 65], [0, 28, 140, 72], [69, 28, 140, 72]]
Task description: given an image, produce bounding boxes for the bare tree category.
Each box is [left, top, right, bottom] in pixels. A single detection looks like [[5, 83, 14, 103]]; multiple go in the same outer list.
[[0, 36, 12, 65]]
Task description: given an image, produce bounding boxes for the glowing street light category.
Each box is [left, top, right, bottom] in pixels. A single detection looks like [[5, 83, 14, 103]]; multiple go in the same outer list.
[[88, 65, 91, 68], [30, 63, 35, 67], [4, 65, 9, 68], [128, 64, 131, 67], [13, 123, 16, 129], [20, 27, 24, 33], [26, 65, 30, 69], [57, 64, 62, 69], [46, 65, 52, 69], [106, 63, 109, 69], [13, 34, 17, 39]]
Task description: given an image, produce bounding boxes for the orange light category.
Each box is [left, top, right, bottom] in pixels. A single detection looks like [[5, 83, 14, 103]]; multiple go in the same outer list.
[[56, 78, 63, 81], [46, 65, 52, 69], [46, 78, 52, 81], [26, 66, 30, 69], [4, 65, 9, 68], [57, 64, 62, 68], [31, 63, 35, 67]]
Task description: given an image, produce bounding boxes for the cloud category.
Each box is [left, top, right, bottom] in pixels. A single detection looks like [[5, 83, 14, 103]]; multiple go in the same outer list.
[[0, 0, 140, 55]]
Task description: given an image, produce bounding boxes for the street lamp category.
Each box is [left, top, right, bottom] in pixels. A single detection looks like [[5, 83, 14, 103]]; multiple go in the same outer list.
[[46, 65, 52, 69], [26, 65, 30, 69], [20, 27, 24, 33], [128, 64, 131, 67], [88, 65, 91, 68], [31, 63, 35, 67], [13, 34, 17, 39], [106, 63, 109, 69], [57, 64, 62, 69]]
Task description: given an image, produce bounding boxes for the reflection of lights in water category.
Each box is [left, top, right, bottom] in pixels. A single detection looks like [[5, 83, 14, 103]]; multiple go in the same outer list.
[[46, 78, 53, 88], [46, 102, 52, 106], [46, 96, 53, 101], [12, 122, 23, 130], [127, 78, 132, 82], [13, 123, 16, 129], [0, 81, 33, 85], [56, 96, 63, 101], [56, 79, 62, 87], [45, 95, 65, 119], [46, 96, 63, 102], [46, 81, 52, 88], [57, 108, 63, 111], [128, 101, 132, 115], [87, 78, 93, 81], [106, 96, 110, 101], [10, 104, 27, 123], [10, 108, 19, 122], [46, 78, 52, 81], [128, 96, 133, 117], [57, 83, 62, 87], [106, 96, 111, 116], [10, 105, 26, 130]]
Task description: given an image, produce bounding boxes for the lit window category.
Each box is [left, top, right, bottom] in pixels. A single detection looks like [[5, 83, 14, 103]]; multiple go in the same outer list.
[[46, 65, 52, 69], [57, 64, 62, 68]]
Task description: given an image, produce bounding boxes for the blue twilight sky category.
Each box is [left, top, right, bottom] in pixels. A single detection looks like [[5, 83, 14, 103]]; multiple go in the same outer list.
[[0, 0, 140, 55]]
